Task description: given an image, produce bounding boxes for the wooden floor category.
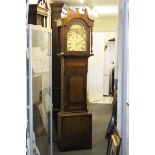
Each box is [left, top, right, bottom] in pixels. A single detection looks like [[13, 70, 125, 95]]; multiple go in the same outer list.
[[53, 103, 112, 155]]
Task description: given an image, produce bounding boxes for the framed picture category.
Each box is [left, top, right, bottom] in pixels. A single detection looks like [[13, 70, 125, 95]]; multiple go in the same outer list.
[[109, 135, 118, 155], [107, 125, 121, 155]]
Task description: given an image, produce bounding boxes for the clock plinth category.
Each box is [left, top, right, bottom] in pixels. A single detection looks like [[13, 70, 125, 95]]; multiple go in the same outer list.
[[57, 112, 92, 151], [56, 8, 94, 151]]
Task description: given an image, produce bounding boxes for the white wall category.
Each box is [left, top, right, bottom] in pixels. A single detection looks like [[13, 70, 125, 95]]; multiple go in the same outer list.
[[87, 32, 105, 103], [87, 31, 116, 102], [103, 33, 117, 79], [29, 0, 38, 4], [93, 17, 118, 79], [117, 0, 128, 154], [0, 1, 26, 154], [93, 17, 118, 32], [103, 40, 115, 95], [103, 32, 116, 46]]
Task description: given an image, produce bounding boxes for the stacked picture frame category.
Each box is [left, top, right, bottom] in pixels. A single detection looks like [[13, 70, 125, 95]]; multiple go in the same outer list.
[[107, 125, 122, 155], [106, 82, 122, 155]]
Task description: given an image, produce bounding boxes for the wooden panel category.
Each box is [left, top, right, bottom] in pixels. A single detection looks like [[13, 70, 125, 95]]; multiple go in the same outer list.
[[51, 2, 64, 110], [64, 72, 86, 112], [61, 58, 88, 112], [57, 112, 92, 151], [50, 2, 65, 141], [66, 62, 86, 67], [69, 76, 83, 103]]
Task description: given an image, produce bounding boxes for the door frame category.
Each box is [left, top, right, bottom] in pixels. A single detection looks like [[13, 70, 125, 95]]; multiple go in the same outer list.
[[117, 0, 129, 155]]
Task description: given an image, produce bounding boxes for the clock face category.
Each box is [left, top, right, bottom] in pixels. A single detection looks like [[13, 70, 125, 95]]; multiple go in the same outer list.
[[67, 23, 87, 51]]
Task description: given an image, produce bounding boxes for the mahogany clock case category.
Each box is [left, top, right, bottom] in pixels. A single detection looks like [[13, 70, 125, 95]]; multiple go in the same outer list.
[[57, 9, 94, 112], [56, 8, 94, 151], [57, 9, 94, 56], [28, 2, 48, 27], [58, 19, 91, 55], [61, 56, 88, 112], [57, 112, 92, 151]]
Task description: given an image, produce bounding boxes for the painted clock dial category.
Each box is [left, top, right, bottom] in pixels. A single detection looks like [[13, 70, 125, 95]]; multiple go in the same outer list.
[[67, 23, 87, 51]]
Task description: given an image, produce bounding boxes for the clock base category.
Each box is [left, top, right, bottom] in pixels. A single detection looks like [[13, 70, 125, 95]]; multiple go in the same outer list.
[[57, 112, 92, 151]]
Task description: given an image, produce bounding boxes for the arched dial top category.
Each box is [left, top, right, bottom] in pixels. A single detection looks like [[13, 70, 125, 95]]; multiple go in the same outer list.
[[67, 22, 87, 52]]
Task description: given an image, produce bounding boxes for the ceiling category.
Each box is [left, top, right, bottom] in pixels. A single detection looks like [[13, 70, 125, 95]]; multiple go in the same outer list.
[[51, 0, 118, 18], [51, 0, 118, 6]]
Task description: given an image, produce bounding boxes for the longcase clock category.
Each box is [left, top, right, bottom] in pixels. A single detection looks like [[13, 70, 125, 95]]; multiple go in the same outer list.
[[28, 0, 48, 27], [56, 8, 94, 151]]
